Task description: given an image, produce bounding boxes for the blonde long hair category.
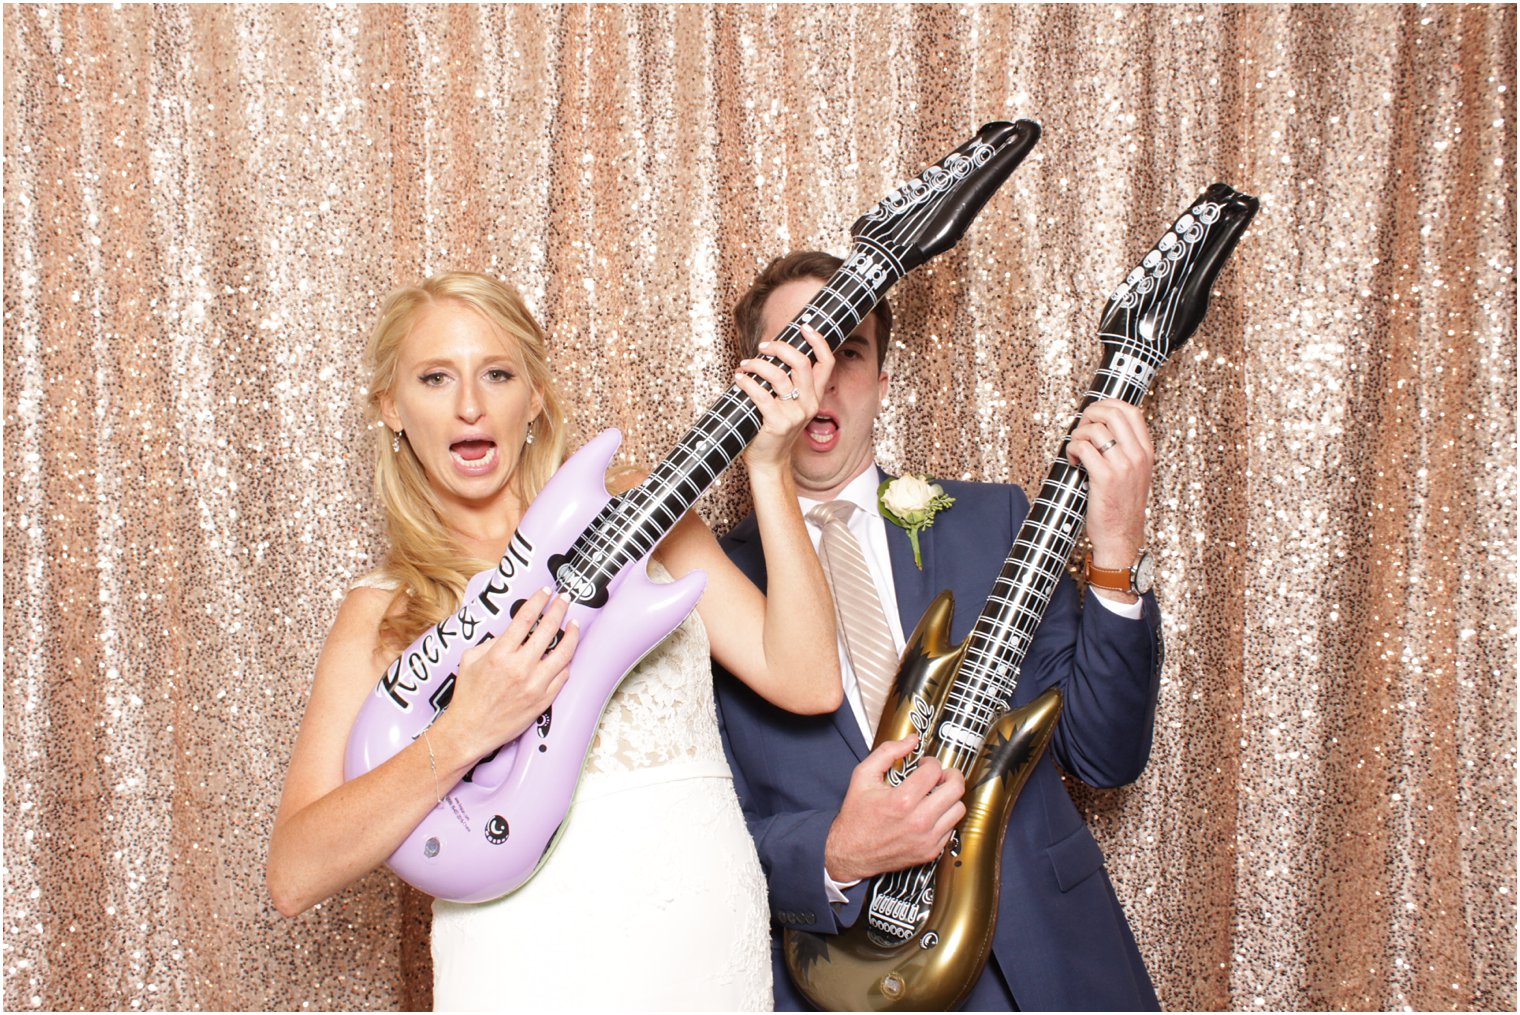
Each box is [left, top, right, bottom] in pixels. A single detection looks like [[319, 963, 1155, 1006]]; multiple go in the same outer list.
[[364, 272, 568, 649]]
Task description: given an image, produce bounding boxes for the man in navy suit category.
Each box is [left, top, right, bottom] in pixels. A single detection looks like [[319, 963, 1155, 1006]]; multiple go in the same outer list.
[[713, 251, 1163, 1011]]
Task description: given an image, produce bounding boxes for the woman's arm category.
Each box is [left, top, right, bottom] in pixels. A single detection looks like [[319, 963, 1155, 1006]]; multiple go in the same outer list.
[[657, 328, 842, 714], [266, 587, 577, 916]]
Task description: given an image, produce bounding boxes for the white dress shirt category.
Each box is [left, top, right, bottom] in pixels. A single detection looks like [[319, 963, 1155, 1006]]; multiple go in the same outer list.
[[802, 464, 1142, 901]]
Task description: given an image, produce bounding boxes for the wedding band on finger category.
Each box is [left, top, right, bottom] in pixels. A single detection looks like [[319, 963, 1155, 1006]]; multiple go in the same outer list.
[[1097, 438, 1119, 455], [777, 388, 802, 401]]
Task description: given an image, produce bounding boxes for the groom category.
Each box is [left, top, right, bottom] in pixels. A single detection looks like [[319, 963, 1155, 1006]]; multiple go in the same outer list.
[[713, 251, 1163, 1010]]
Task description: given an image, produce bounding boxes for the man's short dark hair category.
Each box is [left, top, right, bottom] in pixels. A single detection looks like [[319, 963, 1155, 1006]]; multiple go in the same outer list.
[[732, 250, 892, 369]]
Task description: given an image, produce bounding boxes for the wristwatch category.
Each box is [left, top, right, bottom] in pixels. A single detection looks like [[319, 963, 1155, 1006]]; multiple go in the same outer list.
[[1085, 549, 1154, 596]]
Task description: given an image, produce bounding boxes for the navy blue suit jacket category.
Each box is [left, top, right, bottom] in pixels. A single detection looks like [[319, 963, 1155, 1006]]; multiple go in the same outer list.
[[713, 475, 1162, 1011]]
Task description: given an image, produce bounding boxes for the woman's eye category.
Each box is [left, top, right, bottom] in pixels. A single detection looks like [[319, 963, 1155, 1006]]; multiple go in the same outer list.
[[486, 369, 516, 383], [840, 348, 863, 361], [419, 371, 448, 386]]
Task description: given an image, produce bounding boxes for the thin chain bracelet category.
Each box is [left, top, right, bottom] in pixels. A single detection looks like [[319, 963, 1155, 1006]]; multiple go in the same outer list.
[[421, 728, 444, 805]]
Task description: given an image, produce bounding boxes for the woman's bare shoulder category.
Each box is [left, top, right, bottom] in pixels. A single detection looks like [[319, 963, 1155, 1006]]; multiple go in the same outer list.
[[319, 585, 400, 675], [339, 582, 398, 617]]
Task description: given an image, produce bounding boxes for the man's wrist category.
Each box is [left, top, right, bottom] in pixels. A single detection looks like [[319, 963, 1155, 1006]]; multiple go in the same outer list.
[[823, 826, 864, 884], [1087, 540, 1143, 571], [823, 865, 861, 903], [1089, 584, 1140, 604]]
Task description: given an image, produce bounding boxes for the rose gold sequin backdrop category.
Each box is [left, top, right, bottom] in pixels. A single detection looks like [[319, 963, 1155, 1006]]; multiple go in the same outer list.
[[2, 4, 1514, 1011]]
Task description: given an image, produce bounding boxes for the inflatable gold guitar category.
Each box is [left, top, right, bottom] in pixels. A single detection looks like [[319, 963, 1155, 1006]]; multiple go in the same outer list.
[[784, 183, 1259, 1011]]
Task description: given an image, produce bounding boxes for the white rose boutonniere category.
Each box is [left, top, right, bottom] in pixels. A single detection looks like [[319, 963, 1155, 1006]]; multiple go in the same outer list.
[[877, 474, 955, 570]]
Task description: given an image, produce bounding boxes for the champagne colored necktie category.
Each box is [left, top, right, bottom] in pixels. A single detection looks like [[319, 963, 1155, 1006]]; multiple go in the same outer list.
[[807, 500, 899, 736]]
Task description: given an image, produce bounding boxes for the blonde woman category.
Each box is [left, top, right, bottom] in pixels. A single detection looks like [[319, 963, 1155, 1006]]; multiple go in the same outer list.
[[268, 272, 840, 1009]]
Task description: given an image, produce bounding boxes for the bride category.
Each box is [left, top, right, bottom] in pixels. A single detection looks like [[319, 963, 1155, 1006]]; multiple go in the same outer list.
[[267, 271, 841, 1009]]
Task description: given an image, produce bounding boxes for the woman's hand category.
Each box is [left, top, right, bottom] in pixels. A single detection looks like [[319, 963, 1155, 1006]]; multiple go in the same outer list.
[[269, 584, 582, 917], [429, 587, 580, 764], [733, 325, 835, 475], [651, 321, 842, 715]]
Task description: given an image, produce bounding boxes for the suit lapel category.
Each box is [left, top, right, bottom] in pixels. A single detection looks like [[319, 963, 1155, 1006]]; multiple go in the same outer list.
[[833, 699, 871, 761]]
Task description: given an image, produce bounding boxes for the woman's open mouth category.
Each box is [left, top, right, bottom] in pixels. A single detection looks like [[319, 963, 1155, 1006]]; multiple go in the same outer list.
[[449, 439, 499, 473]]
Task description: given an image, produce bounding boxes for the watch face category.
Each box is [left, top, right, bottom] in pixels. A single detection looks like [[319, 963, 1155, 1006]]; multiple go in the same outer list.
[[1132, 552, 1156, 594]]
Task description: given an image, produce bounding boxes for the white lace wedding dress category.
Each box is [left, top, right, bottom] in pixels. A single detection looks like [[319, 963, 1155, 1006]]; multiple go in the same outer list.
[[430, 563, 773, 1011]]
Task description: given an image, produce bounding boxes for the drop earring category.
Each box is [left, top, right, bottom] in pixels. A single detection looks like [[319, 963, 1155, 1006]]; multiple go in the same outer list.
[[392, 429, 403, 453], [525, 421, 536, 446]]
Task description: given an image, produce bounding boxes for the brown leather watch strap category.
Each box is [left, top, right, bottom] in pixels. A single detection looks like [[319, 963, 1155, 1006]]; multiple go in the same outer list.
[[1084, 554, 1133, 593]]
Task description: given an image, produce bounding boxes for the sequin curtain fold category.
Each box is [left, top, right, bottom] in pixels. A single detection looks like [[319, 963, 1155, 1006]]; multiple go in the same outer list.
[[3, 4, 1514, 1011]]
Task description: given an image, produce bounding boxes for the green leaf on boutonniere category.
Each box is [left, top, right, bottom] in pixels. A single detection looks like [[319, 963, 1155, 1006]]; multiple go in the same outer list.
[[877, 475, 955, 570]]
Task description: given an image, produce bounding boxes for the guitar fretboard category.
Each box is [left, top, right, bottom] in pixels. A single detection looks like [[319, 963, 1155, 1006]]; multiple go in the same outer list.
[[934, 340, 1168, 776], [552, 239, 906, 604], [927, 189, 1242, 777]]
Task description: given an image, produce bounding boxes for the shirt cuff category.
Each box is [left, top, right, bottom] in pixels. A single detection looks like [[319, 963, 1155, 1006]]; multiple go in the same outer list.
[[1089, 588, 1144, 620], [824, 866, 861, 904]]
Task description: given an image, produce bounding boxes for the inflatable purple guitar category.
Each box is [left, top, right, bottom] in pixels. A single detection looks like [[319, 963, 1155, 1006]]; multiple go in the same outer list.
[[344, 120, 1042, 903]]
